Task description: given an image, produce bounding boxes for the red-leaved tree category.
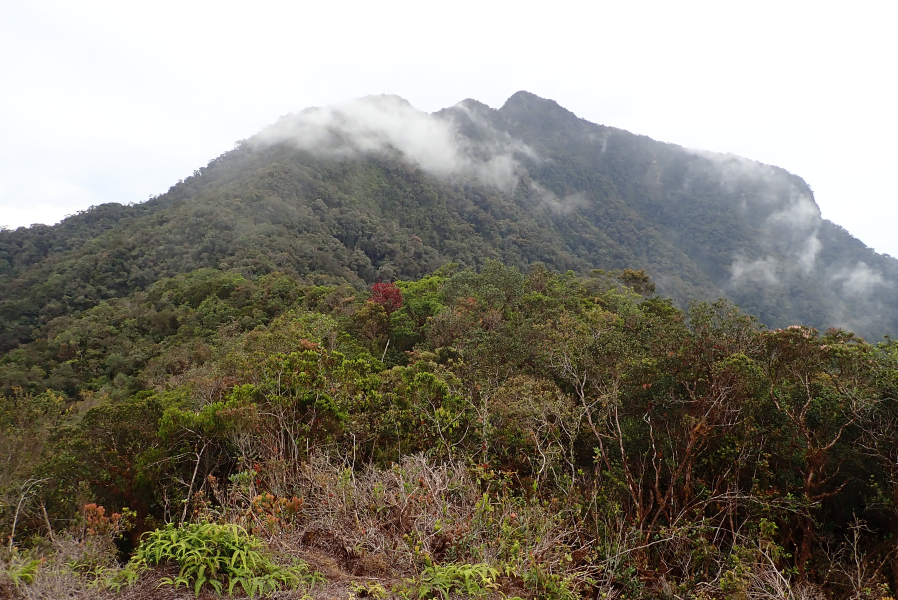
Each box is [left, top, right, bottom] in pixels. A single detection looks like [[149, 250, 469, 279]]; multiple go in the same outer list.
[[371, 282, 403, 314]]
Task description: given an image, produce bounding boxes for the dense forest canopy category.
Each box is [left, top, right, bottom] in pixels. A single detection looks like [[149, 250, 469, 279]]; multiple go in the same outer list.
[[3, 263, 898, 599], [3, 92, 898, 599]]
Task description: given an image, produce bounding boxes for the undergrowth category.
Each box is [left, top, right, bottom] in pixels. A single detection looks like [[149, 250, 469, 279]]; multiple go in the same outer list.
[[211, 453, 597, 598], [116, 522, 323, 597], [394, 562, 500, 599]]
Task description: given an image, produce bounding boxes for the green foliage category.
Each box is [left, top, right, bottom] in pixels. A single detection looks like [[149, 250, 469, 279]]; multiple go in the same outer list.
[[3, 258, 898, 599], [2, 551, 42, 587], [0, 388, 67, 490], [39, 394, 172, 528], [351, 580, 390, 598], [520, 564, 579, 600], [130, 522, 321, 597], [398, 563, 500, 599]]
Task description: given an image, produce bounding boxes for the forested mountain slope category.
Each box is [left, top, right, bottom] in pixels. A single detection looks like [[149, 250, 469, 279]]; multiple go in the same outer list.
[[6, 92, 898, 599], [2, 91, 896, 352]]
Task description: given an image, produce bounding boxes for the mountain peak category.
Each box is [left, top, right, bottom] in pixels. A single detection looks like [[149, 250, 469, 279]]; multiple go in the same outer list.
[[502, 90, 552, 108], [500, 91, 582, 128]]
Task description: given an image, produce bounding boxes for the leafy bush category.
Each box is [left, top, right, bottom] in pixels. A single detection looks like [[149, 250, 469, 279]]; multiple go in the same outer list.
[[398, 562, 500, 599], [127, 522, 322, 597]]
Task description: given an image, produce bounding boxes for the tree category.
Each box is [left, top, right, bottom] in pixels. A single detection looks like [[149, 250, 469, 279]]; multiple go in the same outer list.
[[371, 282, 403, 314]]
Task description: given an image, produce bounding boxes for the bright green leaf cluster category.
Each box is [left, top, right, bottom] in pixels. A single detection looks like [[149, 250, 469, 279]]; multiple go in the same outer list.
[[128, 522, 322, 597]]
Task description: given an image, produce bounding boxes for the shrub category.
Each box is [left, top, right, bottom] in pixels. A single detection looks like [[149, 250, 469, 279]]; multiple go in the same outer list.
[[126, 522, 322, 597]]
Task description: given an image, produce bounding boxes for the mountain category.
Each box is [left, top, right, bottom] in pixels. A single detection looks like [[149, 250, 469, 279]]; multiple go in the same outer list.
[[6, 93, 898, 599], [2, 91, 896, 352]]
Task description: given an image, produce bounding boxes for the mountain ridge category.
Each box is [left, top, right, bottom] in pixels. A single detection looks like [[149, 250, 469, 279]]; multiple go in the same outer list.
[[1, 91, 896, 349]]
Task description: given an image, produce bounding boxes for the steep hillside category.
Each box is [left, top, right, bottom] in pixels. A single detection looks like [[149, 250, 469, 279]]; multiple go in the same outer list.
[[2, 92, 896, 350]]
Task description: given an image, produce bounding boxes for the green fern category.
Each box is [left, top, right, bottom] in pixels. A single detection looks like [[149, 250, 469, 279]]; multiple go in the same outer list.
[[127, 522, 322, 597]]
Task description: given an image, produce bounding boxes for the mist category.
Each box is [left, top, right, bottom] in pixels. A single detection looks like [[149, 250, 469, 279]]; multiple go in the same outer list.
[[693, 149, 896, 336], [251, 95, 534, 190], [833, 261, 888, 297]]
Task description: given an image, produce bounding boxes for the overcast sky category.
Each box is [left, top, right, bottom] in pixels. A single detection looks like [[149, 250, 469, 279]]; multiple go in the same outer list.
[[2, 0, 896, 256]]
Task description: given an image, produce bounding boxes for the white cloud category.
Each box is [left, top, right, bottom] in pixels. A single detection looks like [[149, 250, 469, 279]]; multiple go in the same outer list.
[[730, 256, 779, 287], [796, 234, 822, 273], [765, 191, 823, 273], [767, 190, 821, 232], [831, 261, 888, 297], [527, 182, 588, 215], [250, 95, 536, 190], [703, 153, 826, 284], [687, 151, 779, 193]]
